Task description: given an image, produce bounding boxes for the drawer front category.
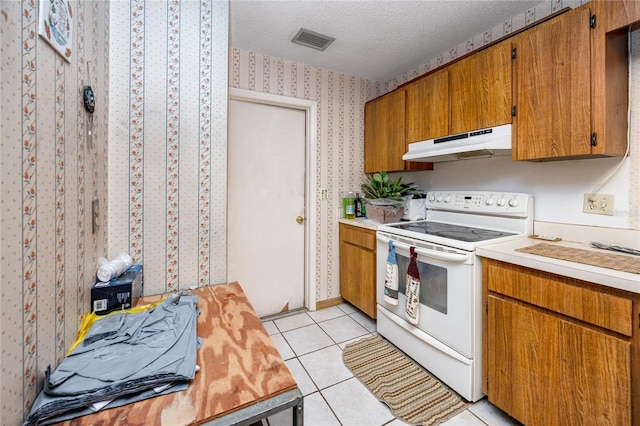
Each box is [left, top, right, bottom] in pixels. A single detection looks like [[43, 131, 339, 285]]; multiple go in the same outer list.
[[339, 224, 376, 251], [485, 260, 633, 336]]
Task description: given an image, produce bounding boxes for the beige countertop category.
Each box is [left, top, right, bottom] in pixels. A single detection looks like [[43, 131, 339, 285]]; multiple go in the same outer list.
[[337, 218, 381, 231], [477, 237, 640, 294]]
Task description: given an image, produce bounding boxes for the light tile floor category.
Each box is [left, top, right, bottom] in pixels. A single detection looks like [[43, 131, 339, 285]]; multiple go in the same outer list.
[[261, 303, 521, 426]]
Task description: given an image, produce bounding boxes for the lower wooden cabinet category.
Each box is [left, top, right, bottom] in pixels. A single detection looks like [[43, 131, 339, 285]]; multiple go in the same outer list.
[[339, 223, 376, 318], [482, 259, 638, 425]]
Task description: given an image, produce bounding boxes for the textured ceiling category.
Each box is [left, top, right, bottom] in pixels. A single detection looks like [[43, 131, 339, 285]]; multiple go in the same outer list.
[[230, 0, 541, 82]]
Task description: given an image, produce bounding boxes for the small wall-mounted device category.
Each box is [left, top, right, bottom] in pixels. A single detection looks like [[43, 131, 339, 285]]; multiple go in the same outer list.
[[83, 85, 95, 114], [84, 61, 95, 149]]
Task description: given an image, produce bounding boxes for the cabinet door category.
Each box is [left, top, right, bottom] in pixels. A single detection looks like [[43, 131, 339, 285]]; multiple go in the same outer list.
[[488, 295, 631, 425], [512, 7, 592, 160], [406, 69, 449, 143], [364, 90, 406, 173], [590, 0, 640, 157], [488, 295, 559, 425], [339, 226, 376, 319], [558, 319, 631, 425], [450, 41, 512, 135]]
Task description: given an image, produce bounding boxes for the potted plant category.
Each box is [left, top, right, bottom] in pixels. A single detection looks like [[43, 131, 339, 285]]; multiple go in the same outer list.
[[360, 171, 419, 223]]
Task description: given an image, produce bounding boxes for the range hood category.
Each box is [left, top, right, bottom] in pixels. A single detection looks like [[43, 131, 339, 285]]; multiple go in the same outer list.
[[403, 124, 512, 163]]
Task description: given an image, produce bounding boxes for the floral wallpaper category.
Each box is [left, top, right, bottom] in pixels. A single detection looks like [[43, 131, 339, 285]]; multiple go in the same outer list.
[[2, 0, 638, 424], [1, 0, 110, 422], [107, 0, 228, 295]]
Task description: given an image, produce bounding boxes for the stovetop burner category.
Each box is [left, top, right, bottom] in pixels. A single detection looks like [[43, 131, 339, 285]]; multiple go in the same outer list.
[[388, 221, 516, 243]]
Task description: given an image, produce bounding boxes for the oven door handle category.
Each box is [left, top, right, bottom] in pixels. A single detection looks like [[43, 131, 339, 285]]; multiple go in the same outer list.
[[377, 235, 470, 263]]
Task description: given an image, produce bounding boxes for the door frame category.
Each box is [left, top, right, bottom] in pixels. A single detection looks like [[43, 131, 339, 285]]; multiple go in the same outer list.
[[228, 87, 318, 312]]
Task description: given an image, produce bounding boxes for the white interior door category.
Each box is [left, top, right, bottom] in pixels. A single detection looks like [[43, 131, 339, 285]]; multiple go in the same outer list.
[[228, 99, 306, 317]]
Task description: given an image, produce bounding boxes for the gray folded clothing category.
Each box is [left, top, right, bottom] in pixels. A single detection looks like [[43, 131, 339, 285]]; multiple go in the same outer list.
[[24, 291, 199, 425]]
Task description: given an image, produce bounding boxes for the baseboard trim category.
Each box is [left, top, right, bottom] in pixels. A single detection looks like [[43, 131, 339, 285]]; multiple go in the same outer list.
[[316, 297, 344, 310]]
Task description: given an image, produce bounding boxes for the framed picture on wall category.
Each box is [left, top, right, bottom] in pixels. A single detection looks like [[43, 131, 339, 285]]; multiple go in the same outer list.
[[38, 0, 73, 62]]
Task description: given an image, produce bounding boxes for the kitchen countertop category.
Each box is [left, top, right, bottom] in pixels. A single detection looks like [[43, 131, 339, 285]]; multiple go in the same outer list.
[[477, 237, 640, 294], [337, 218, 381, 231]]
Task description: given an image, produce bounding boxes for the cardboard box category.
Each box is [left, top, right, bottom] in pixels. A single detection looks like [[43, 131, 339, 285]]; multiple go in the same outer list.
[[91, 265, 143, 315], [366, 204, 404, 223]]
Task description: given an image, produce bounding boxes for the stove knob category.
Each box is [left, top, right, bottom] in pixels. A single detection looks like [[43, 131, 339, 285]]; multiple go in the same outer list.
[[428, 194, 436, 202], [497, 197, 507, 207], [508, 197, 519, 207], [444, 194, 451, 203], [485, 196, 495, 206], [436, 195, 443, 203]]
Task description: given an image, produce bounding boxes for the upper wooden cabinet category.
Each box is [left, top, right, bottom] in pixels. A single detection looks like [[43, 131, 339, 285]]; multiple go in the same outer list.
[[405, 40, 512, 144], [364, 89, 406, 173], [449, 41, 512, 135], [512, 7, 592, 160], [406, 69, 449, 143], [364, 89, 434, 173], [590, 0, 640, 157], [365, 1, 637, 169], [512, 3, 635, 161]]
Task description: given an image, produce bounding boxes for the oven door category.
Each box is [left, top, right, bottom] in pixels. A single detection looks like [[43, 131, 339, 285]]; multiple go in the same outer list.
[[376, 231, 475, 358]]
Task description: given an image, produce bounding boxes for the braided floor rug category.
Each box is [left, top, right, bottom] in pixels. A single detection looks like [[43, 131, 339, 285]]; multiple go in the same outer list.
[[342, 335, 468, 425]]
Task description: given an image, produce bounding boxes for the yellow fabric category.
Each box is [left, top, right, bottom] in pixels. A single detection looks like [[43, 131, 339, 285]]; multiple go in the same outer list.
[[68, 298, 166, 355]]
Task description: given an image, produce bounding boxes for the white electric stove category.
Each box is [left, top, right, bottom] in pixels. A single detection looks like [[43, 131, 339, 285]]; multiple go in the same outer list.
[[376, 190, 533, 401]]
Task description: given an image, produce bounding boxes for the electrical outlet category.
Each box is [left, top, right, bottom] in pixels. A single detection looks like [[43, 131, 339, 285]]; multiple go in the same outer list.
[[583, 193, 614, 216], [92, 199, 100, 233], [320, 188, 328, 201]]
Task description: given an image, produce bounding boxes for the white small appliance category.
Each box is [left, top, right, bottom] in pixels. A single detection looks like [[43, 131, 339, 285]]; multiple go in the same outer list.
[[402, 198, 426, 220]]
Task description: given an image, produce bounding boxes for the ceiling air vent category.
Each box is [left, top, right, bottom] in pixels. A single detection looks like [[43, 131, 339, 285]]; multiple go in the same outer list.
[[291, 28, 335, 51]]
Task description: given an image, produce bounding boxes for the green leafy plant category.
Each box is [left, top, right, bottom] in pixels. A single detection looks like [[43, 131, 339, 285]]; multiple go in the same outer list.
[[360, 171, 419, 202]]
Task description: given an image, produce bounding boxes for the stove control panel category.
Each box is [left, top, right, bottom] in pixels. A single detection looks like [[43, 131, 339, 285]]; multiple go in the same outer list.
[[426, 190, 532, 217]]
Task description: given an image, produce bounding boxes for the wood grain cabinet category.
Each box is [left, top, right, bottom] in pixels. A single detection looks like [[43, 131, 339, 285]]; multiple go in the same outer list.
[[449, 40, 512, 135], [405, 69, 450, 143], [364, 90, 407, 173], [339, 223, 376, 318], [482, 259, 640, 425], [364, 90, 433, 173], [591, 0, 640, 157], [405, 40, 512, 144], [512, 3, 635, 161]]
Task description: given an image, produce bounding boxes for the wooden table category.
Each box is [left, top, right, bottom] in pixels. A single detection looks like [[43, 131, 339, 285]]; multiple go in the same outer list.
[[57, 282, 302, 425]]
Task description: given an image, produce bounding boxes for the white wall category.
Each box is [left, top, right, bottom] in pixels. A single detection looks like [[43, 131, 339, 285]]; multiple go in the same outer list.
[[405, 155, 631, 228]]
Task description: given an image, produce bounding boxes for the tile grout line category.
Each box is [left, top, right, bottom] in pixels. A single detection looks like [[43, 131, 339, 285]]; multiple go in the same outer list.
[[280, 310, 350, 425], [266, 306, 386, 425], [262, 306, 515, 426]]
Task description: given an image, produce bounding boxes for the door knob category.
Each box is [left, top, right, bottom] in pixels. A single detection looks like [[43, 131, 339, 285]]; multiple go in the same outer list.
[[296, 216, 304, 224]]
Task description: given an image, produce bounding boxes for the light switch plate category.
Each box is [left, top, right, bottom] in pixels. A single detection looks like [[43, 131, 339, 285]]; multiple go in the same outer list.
[[320, 188, 328, 201], [92, 199, 100, 233]]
